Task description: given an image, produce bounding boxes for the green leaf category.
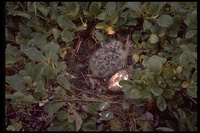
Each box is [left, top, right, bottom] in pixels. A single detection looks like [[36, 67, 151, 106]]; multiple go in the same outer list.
[[99, 102, 110, 111], [165, 120, 176, 131], [81, 117, 96, 131], [22, 76, 32, 84], [5, 94, 13, 99], [143, 20, 153, 31], [190, 112, 197, 126], [171, 94, 184, 107], [179, 52, 192, 67], [168, 16, 181, 37], [129, 89, 142, 99], [6, 125, 15, 131], [89, 2, 101, 16], [176, 66, 182, 74], [156, 95, 166, 111], [72, 109, 83, 131], [57, 15, 76, 30], [162, 67, 174, 79], [157, 15, 173, 27], [156, 127, 174, 131], [127, 10, 139, 20], [28, 33, 47, 50], [141, 88, 152, 99], [179, 44, 196, 53], [52, 103, 64, 113], [20, 95, 35, 103], [185, 30, 197, 39], [149, 34, 159, 43], [144, 74, 155, 85], [79, 2, 90, 10], [7, 11, 30, 19], [162, 89, 175, 99], [169, 2, 187, 15], [50, 3, 59, 19], [187, 85, 197, 98], [24, 47, 47, 62], [19, 24, 32, 38], [120, 80, 133, 92], [149, 87, 163, 96], [36, 2, 48, 17], [44, 42, 59, 64], [147, 3, 158, 15], [99, 111, 114, 121], [106, 2, 116, 16], [44, 103, 53, 118], [64, 123, 76, 131], [61, 30, 75, 43], [35, 80, 45, 93], [81, 103, 99, 115], [5, 46, 21, 67], [44, 42, 60, 56], [52, 28, 61, 41], [156, 2, 166, 13], [12, 92, 25, 100], [178, 116, 187, 131], [122, 101, 130, 109], [79, 112, 88, 119], [95, 31, 106, 41], [57, 110, 68, 122], [56, 61, 67, 73], [76, 25, 87, 31], [124, 2, 141, 11], [104, 8, 119, 24], [191, 70, 197, 83], [116, 15, 127, 27], [25, 63, 43, 81], [132, 68, 142, 80], [7, 119, 22, 131], [68, 114, 75, 123], [34, 92, 48, 101], [6, 75, 25, 92], [62, 2, 80, 17], [144, 2, 162, 16], [83, 11, 93, 20], [142, 123, 153, 131], [126, 21, 138, 27], [132, 31, 142, 42], [54, 87, 67, 100], [145, 55, 167, 80], [184, 11, 197, 29], [57, 74, 70, 90], [97, 11, 107, 20], [47, 121, 65, 131], [44, 102, 63, 117]]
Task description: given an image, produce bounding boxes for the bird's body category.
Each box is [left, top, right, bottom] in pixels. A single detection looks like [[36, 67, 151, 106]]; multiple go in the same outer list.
[[89, 40, 126, 78]]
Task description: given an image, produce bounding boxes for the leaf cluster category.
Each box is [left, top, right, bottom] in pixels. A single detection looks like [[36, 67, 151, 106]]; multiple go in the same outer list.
[[5, 2, 197, 131]]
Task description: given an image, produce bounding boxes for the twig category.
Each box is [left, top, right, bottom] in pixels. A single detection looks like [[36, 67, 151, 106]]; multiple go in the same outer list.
[[75, 37, 83, 54], [6, 109, 44, 117], [183, 92, 197, 105], [44, 113, 57, 128], [44, 97, 123, 104], [70, 83, 110, 100], [124, 34, 130, 68]]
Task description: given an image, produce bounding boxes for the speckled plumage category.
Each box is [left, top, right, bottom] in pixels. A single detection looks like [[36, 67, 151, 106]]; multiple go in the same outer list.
[[89, 40, 126, 78]]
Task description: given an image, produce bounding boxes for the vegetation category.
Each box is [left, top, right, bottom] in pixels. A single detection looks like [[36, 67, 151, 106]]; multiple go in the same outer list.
[[5, 2, 197, 131]]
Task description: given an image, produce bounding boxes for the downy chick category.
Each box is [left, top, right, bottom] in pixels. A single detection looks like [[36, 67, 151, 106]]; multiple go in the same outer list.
[[89, 40, 126, 78]]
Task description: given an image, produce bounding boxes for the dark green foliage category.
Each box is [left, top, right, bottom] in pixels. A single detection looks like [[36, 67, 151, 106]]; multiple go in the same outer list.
[[5, 2, 196, 131]]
